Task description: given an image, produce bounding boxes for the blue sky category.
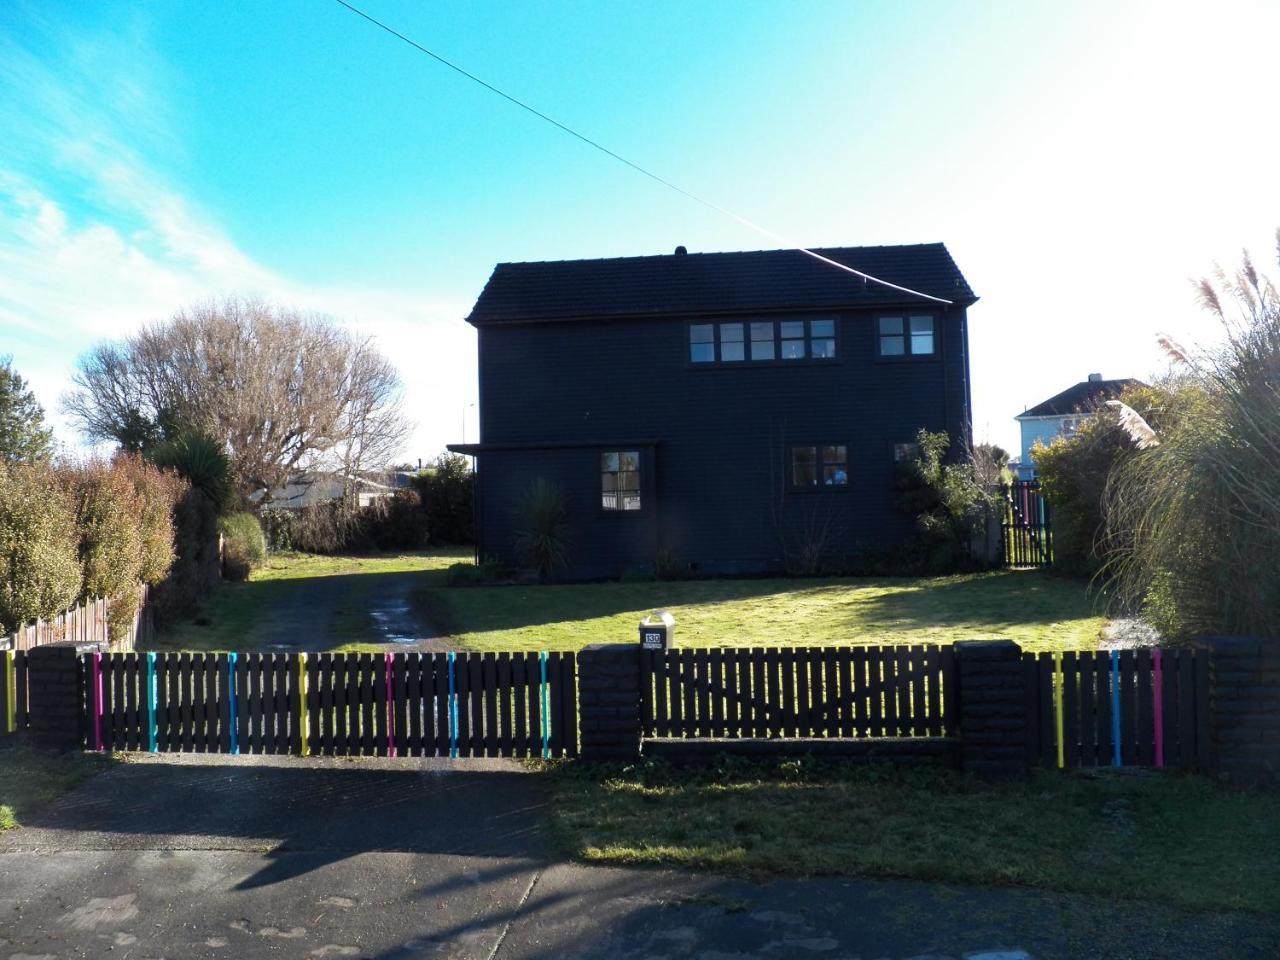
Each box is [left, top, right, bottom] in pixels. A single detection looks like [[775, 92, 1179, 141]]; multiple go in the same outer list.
[[3, 0, 1279, 459]]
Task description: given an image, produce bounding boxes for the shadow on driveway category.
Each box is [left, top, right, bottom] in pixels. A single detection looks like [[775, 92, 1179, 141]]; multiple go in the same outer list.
[[0, 753, 548, 891], [1, 753, 1275, 960]]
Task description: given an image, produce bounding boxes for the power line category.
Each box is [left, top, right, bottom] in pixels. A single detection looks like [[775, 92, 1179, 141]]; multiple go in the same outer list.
[[329, 0, 953, 306]]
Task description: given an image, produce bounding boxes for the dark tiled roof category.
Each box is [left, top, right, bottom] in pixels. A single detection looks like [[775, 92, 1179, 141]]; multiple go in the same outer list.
[[1018, 378, 1147, 418], [466, 243, 976, 324]]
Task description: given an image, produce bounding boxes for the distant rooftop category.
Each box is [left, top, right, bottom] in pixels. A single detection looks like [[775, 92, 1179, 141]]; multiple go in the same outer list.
[[466, 243, 977, 325], [1018, 375, 1146, 419]]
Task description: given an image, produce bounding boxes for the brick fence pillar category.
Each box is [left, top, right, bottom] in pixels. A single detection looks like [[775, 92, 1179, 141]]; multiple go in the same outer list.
[[955, 640, 1027, 779], [577, 643, 642, 762], [1199, 636, 1280, 786], [26, 642, 102, 752]]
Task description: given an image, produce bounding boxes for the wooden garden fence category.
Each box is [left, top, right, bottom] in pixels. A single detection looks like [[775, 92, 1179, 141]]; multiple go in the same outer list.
[[5, 586, 153, 653], [641, 645, 957, 740], [83, 650, 578, 759], [1024, 648, 1211, 771]]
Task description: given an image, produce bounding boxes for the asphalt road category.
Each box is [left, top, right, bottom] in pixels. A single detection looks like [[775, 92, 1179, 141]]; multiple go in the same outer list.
[[1, 753, 1275, 960]]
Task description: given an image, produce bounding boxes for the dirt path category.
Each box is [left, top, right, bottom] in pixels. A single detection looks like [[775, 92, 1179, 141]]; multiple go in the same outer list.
[[364, 572, 452, 652], [235, 571, 452, 653]]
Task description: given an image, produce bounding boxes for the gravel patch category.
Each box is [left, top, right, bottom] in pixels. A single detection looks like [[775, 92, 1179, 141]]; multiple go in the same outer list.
[[1100, 617, 1163, 649]]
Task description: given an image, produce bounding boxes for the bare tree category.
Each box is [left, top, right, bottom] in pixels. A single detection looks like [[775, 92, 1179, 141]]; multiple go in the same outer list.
[[63, 298, 411, 499]]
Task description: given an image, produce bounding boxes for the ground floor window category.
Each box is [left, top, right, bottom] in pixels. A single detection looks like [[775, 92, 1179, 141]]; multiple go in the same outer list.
[[602, 451, 641, 510], [790, 445, 848, 487]]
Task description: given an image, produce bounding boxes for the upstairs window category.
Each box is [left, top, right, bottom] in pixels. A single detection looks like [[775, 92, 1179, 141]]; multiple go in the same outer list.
[[790, 445, 848, 488], [719, 322, 745, 362], [750, 321, 776, 360], [780, 320, 807, 359], [810, 318, 836, 358], [690, 324, 715, 362], [602, 451, 641, 511], [878, 315, 935, 357]]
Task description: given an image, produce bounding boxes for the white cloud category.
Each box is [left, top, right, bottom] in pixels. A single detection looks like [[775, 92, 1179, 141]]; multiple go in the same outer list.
[[0, 8, 475, 462]]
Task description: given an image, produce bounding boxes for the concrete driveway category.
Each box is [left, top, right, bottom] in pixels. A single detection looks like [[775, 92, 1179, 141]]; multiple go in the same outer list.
[[1, 754, 1275, 960]]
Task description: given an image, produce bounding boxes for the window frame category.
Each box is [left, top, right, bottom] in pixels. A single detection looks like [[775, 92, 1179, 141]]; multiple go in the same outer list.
[[876, 314, 940, 361], [787, 443, 850, 492], [687, 317, 841, 368], [600, 450, 644, 514]]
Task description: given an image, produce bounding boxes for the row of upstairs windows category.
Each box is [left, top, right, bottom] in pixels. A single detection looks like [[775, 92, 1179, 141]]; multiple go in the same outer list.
[[689, 316, 935, 364], [690, 318, 835, 363]]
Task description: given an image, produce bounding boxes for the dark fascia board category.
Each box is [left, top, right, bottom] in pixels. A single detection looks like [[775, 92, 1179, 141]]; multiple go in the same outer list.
[[465, 297, 977, 327], [448, 440, 661, 455]]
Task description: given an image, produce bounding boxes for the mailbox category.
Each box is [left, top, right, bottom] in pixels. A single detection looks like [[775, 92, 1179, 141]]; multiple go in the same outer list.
[[639, 610, 675, 651]]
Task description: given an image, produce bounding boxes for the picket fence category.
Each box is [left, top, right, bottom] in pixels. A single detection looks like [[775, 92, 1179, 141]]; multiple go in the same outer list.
[[5, 586, 152, 653], [1025, 648, 1211, 771], [84, 650, 578, 759], [642, 645, 956, 740]]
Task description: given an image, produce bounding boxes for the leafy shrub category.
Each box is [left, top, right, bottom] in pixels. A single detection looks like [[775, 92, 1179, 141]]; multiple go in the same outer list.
[[895, 428, 1000, 573], [361, 489, 430, 551], [1031, 385, 1164, 576], [0, 462, 82, 633], [259, 508, 294, 552], [218, 512, 267, 581], [512, 479, 570, 581], [444, 557, 507, 586], [118, 455, 185, 586], [287, 499, 367, 554], [413, 453, 473, 544], [64, 456, 182, 638]]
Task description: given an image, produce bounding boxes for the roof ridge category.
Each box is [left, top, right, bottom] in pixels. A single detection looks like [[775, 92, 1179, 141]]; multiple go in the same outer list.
[[494, 242, 950, 269]]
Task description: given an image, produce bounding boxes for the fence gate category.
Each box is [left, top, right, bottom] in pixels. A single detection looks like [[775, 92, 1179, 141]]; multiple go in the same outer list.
[[1001, 479, 1053, 568], [83, 650, 578, 759], [642, 645, 957, 740]]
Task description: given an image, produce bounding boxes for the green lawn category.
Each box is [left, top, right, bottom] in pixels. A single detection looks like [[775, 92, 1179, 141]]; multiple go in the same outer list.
[[155, 548, 1106, 653], [422, 569, 1107, 652], [547, 758, 1279, 916], [0, 738, 114, 830]]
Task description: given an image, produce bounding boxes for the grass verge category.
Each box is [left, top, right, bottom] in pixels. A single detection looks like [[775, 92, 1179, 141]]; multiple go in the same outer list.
[[0, 738, 114, 830], [546, 756, 1279, 915]]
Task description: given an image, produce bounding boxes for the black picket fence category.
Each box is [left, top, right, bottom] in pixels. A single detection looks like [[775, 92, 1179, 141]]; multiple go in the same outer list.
[[83, 650, 578, 759], [1024, 648, 1211, 771], [641, 645, 958, 740]]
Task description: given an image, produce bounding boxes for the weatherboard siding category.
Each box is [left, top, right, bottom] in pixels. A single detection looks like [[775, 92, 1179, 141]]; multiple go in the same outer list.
[[473, 306, 971, 577]]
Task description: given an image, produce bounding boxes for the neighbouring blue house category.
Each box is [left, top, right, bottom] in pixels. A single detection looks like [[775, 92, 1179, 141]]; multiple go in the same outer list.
[[449, 243, 977, 579], [1012, 373, 1145, 479]]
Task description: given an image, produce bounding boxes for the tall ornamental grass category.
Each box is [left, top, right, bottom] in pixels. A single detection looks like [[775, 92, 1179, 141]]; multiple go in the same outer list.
[[1104, 242, 1280, 638]]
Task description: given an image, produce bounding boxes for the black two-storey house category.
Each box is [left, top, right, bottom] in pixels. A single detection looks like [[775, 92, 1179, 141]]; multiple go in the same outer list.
[[449, 243, 977, 579]]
